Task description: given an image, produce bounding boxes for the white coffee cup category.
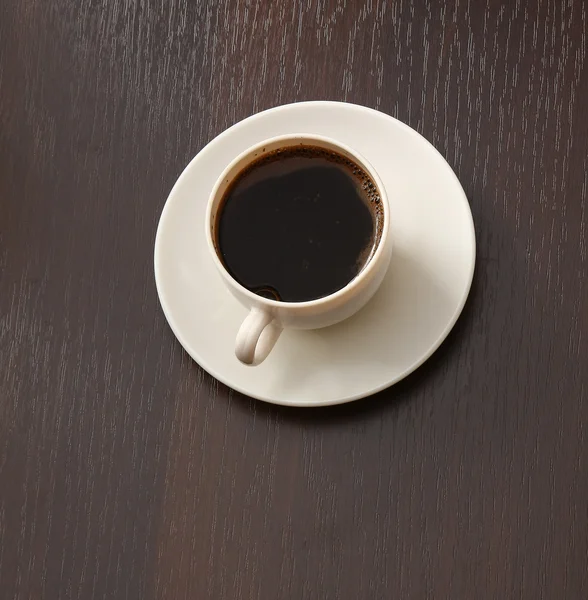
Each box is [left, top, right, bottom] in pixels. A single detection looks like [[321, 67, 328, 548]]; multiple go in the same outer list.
[[205, 134, 392, 366]]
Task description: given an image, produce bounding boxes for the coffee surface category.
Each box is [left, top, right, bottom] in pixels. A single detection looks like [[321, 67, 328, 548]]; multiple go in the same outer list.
[[216, 146, 382, 303]]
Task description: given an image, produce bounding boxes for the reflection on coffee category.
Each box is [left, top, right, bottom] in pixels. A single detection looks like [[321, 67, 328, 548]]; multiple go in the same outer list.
[[215, 145, 383, 303]]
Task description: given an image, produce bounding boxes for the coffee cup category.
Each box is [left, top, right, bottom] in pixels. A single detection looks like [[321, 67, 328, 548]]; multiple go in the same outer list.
[[206, 134, 392, 365]]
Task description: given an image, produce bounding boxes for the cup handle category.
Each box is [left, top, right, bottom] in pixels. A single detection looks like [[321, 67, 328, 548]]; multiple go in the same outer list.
[[235, 308, 283, 365]]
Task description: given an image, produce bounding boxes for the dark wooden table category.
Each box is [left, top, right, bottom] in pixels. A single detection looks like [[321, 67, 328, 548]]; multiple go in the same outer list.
[[1, 0, 587, 598]]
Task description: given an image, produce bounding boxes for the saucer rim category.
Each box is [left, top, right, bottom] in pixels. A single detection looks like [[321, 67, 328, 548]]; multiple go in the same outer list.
[[154, 101, 476, 407]]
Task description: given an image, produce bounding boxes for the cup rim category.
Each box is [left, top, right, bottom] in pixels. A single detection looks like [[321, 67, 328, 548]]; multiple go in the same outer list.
[[205, 133, 390, 308]]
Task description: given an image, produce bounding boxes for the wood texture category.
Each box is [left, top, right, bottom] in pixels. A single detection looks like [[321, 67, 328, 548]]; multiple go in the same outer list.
[[1, 0, 587, 598]]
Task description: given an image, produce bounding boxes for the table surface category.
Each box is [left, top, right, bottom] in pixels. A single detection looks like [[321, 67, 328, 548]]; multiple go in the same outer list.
[[1, 0, 587, 598]]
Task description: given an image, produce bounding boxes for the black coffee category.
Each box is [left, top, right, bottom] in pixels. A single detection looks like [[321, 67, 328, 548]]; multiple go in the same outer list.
[[215, 145, 383, 303]]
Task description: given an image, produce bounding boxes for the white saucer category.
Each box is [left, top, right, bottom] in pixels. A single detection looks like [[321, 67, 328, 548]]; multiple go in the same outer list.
[[155, 102, 475, 407]]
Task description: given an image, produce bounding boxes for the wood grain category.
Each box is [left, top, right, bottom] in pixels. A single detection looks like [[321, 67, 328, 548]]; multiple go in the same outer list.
[[1, 0, 587, 598]]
